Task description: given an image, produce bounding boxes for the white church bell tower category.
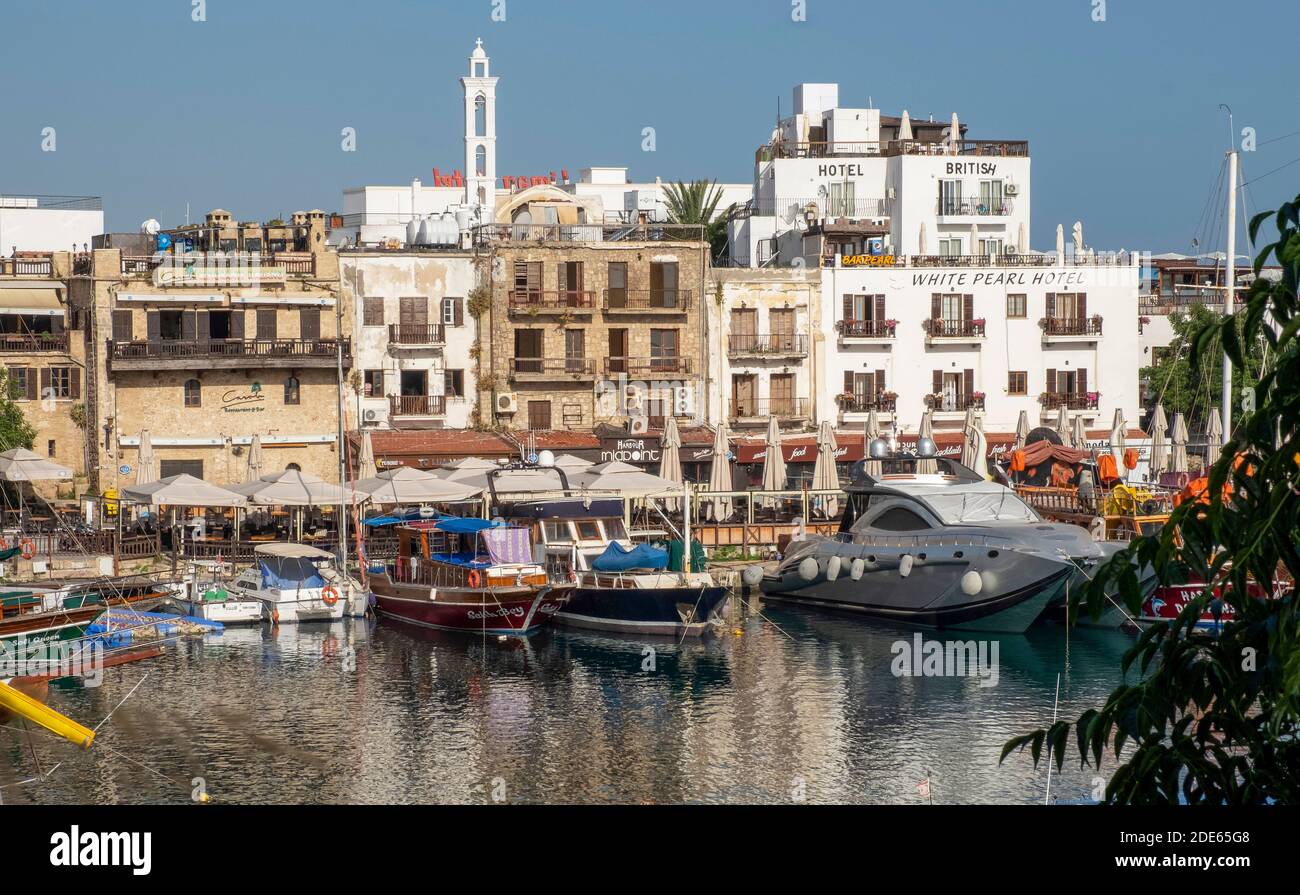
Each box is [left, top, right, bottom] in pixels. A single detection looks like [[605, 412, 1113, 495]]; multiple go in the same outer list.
[[462, 38, 498, 215]]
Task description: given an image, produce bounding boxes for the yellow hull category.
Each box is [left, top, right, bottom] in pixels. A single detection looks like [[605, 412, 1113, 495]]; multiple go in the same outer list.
[[0, 679, 95, 749]]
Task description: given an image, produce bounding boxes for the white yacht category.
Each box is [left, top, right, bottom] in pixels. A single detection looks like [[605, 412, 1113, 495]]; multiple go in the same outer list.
[[172, 563, 264, 625], [229, 544, 348, 624]]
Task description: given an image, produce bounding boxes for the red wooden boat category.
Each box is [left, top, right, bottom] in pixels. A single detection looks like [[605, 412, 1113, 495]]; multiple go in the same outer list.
[[368, 517, 572, 637], [1141, 578, 1283, 633]]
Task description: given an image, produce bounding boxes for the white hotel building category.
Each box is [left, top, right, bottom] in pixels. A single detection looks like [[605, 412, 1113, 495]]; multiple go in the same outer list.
[[723, 83, 1141, 440]]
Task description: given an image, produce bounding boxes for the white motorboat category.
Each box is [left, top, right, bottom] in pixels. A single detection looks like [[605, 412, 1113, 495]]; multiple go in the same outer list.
[[173, 563, 263, 626], [228, 544, 348, 624]]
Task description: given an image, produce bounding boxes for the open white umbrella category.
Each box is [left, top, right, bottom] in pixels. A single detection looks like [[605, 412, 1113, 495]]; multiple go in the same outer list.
[[1171, 413, 1190, 473], [435, 457, 501, 480], [121, 474, 246, 508], [233, 469, 346, 507], [574, 461, 683, 499], [967, 416, 989, 479], [1149, 404, 1169, 478], [810, 420, 840, 518], [704, 424, 733, 522], [898, 109, 913, 142], [354, 466, 481, 505], [1205, 408, 1223, 461], [553, 453, 594, 472], [759, 416, 787, 508], [357, 430, 378, 482], [135, 430, 157, 486], [1110, 408, 1127, 466], [245, 434, 265, 483], [917, 410, 937, 475], [1056, 405, 1072, 446], [658, 416, 684, 512], [864, 408, 884, 478], [0, 447, 73, 482], [1015, 410, 1031, 451]]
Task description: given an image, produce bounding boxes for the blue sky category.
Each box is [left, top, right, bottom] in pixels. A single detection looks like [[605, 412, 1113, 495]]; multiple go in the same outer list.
[[1, 0, 1295, 252]]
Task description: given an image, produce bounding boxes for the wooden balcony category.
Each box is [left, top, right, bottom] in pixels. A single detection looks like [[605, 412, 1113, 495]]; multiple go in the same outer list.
[[603, 289, 693, 313], [925, 393, 986, 413], [508, 290, 596, 313], [727, 334, 808, 358], [0, 333, 70, 353], [924, 318, 986, 342], [1039, 391, 1099, 411], [836, 319, 897, 342], [1040, 316, 1103, 341], [0, 256, 54, 277], [511, 357, 597, 379], [389, 395, 447, 417], [107, 338, 350, 371], [387, 323, 446, 347], [838, 394, 897, 415], [604, 356, 693, 377], [729, 398, 810, 423]]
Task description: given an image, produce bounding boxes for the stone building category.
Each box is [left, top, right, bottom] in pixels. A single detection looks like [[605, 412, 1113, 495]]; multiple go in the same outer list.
[[476, 186, 710, 433], [80, 210, 348, 491], [0, 249, 87, 495]]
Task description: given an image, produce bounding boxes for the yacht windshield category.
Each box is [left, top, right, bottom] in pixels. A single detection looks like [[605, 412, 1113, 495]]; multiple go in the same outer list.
[[921, 490, 1039, 524]]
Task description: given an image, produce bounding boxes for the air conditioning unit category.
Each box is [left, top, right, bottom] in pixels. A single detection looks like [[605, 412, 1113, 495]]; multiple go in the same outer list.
[[363, 409, 380, 423], [628, 415, 650, 435], [495, 392, 519, 414], [1004, 183, 1019, 196]]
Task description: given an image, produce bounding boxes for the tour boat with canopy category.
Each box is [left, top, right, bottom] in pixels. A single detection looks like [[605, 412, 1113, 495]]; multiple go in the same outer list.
[[366, 515, 570, 636]]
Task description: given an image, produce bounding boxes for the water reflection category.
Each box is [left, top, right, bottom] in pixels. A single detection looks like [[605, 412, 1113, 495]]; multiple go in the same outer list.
[[2, 605, 1137, 805]]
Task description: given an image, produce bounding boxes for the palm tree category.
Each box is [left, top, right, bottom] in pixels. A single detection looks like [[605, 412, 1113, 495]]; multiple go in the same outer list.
[[663, 180, 735, 261]]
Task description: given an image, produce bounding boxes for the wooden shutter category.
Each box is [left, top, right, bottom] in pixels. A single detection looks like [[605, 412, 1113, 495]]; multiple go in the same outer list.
[[1077, 368, 1088, 396], [453, 298, 464, 327], [1046, 368, 1057, 393], [147, 311, 161, 343], [558, 263, 569, 295], [933, 370, 942, 394], [300, 308, 321, 341], [1046, 293, 1056, 318], [26, 370, 36, 401], [843, 370, 855, 393], [40, 368, 51, 398], [963, 369, 974, 399], [963, 295, 974, 322], [874, 295, 886, 322], [196, 310, 210, 343], [181, 311, 197, 341], [257, 309, 277, 340], [230, 310, 245, 339], [843, 295, 854, 321], [70, 368, 80, 400], [111, 310, 133, 342], [876, 368, 886, 391], [1078, 293, 1087, 318], [862, 371, 875, 396], [931, 294, 941, 318]]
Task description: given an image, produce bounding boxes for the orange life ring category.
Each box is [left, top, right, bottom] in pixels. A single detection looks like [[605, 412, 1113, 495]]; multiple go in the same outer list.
[[19, 539, 36, 560], [321, 586, 340, 607], [468, 570, 483, 589]]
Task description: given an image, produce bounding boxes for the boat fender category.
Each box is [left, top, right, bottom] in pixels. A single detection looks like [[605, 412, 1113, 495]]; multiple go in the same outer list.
[[741, 565, 765, 587], [798, 557, 819, 582], [899, 555, 914, 578], [1088, 517, 1107, 541], [849, 558, 865, 581], [826, 556, 842, 581], [961, 570, 984, 596]]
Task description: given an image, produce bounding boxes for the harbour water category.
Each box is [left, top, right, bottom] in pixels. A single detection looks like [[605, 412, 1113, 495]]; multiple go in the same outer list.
[[3, 603, 1137, 805]]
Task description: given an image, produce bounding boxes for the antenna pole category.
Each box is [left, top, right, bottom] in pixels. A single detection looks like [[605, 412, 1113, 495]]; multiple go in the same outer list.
[[1223, 149, 1237, 443]]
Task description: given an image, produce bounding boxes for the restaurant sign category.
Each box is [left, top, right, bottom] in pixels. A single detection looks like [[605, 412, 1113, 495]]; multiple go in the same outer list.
[[600, 438, 660, 465], [222, 382, 266, 414]]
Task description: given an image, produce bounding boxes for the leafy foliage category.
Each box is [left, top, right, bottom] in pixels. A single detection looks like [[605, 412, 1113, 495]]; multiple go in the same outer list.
[[1142, 304, 1265, 435], [663, 180, 734, 260], [0, 372, 36, 452], [1002, 196, 1300, 804]]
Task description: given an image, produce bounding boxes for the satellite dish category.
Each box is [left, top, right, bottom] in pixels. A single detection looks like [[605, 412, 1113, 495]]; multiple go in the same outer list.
[[141, 219, 161, 236]]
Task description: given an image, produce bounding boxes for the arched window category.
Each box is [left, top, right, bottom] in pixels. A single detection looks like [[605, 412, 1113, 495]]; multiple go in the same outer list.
[[184, 379, 201, 407], [475, 144, 487, 177], [473, 94, 487, 137], [286, 462, 301, 472], [284, 376, 300, 405]]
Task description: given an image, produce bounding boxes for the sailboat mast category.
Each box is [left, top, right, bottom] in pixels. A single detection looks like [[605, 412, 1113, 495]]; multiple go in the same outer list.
[[1223, 149, 1238, 442]]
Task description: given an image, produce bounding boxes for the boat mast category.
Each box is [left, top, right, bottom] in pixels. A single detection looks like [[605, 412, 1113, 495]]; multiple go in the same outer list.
[[1222, 148, 1238, 443], [335, 302, 349, 570]]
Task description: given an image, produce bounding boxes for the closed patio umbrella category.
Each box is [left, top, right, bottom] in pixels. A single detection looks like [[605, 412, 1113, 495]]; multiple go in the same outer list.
[[704, 423, 733, 522], [1171, 413, 1190, 473], [135, 430, 157, 486], [245, 434, 265, 483], [1110, 408, 1127, 465], [1056, 405, 1072, 446], [967, 416, 989, 479], [759, 416, 787, 509], [658, 416, 683, 512], [1014, 410, 1031, 450], [960, 407, 978, 467], [1056, 224, 1065, 259], [357, 430, 378, 482], [810, 420, 840, 519], [918, 221, 927, 255], [917, 410, 937, 475], [1072, 415, 1087, 454], [1149, 404, 1169, 478], [864, 408, 884, 478], [898, 109, 913, 142], [1205, 408, 1223, 461]]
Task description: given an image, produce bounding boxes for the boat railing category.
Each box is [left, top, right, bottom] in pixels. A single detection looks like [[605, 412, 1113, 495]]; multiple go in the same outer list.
[[839, 531, 1020, 550], [392, 556, 475, 590]]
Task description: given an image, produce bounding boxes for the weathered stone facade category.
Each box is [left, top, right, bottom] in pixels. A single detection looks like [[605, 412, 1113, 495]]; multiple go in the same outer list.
[[480, 235, 710, 432]]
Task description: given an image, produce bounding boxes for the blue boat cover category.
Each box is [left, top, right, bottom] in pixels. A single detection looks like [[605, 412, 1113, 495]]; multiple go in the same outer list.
[[433, 517, 502, 534], [259, 558, 326, 590], [592, 542, 668, 573]]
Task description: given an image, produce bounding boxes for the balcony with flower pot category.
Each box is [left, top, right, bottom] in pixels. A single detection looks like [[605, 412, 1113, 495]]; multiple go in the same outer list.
[[1040, 314, 1103, 344], [923, 317, 985, 345], [836, 318, 897, 345], [837, 390, 897, 425]]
